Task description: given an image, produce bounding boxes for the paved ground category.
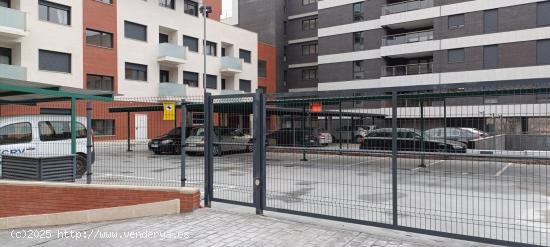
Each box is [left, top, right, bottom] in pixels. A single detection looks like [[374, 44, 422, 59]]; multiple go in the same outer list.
[[0, 204, 494, 247], [69, 142, 550, 246]]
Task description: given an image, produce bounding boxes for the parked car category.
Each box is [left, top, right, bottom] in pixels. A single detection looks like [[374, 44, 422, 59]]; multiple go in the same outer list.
[[424, 127, 488, 143], [185, 127, 253, 156], [332, 126, 376, 143], [148, 127, 195, 154], [317, 128, 333, 146], [267, 128, 324, 147], [359, 128, 467, 153], [0, 115, 94, 178]]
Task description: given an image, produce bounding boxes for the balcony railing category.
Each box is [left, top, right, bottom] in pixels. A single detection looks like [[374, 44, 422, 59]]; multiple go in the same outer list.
[[383, 62, 433, 77], [220, 56, 243, 73], [159, 83, 187, 97], [383, 30, 434, 46], [158, 43, 187, 65], [382, 0, 434, 15], [0, 6, 26, 38], [0, 64, 27, 81]]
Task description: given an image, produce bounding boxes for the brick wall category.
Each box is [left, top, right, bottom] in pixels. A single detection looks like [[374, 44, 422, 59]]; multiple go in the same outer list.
[[0, 182, 200, 218]]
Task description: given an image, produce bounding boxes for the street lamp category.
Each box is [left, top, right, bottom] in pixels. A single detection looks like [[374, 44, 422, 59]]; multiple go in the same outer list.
[[199, 5, 212, 95]]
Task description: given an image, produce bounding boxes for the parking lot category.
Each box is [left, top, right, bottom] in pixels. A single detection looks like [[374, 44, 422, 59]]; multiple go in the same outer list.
[[79, 141, 550, 246]]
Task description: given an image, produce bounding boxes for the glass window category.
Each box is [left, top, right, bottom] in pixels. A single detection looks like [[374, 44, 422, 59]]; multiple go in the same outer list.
[[538, 2, 550, 27], [239, 79, 251, 92], [160, 70, 170, 83], [0, 47, 11, 65], [258, 60, 267, 78], [184, 0, 198, 16], [484, 9, 498, 33], [124, 21, 147, 41], [159, 33, 169, 43], [353, 2, 365, 22], [483, 45, 498, 69], [302, 68, 317, 81], [537, 40, 550, 65], [86, 29, 113, 48], [448, 48, 465, 63], [448, 14, 465, 29], [39, 49, 71, 73], [0, 123, 32, 145], [206, 41, 217, 56], [183, 35, 199, 52], [92, 120, 115, 136], [206, 74, 217, 89], [159, 0, 175, 9], [96, 0, 113, 4], [0, 0, 9, 8], [39, 1, 70, 25], [302, 18, 317, 31], [125, 62, 147, 81], [183, 71, 199, 87], [302, 0, 316, 5], [302, 43, 318, 56], [353, 60, 364, 80], [87, 74, 114, 91], [239, 49, 251, 63], [38, 121, 86, 141], [353, 32, 364, 51]]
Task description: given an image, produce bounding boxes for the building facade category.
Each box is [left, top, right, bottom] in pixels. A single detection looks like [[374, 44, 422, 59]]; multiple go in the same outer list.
[[227, 0, 550, 93]]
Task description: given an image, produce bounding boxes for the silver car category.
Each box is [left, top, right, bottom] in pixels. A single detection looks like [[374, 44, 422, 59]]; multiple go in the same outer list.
[[186, 127, 253, 156]]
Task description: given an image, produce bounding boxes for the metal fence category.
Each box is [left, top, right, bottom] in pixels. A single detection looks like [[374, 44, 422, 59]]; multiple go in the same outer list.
[[2, 84, 550, 246]]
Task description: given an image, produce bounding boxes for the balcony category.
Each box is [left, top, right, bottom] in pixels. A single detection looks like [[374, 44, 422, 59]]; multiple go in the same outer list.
[[0, 6, 27, 39], [0, 64, 27, 81], [158, 83, 188, 97], [220, 56, 243, 75], [382, 62, 433, 77], [157, 43, 187, 66], [220, 89, 245, 95], [382, 0, 434, 15], [383, 30, 434, 46]]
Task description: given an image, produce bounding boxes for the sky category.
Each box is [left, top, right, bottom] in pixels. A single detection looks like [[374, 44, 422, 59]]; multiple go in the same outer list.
[[221, 0, 233, 18]]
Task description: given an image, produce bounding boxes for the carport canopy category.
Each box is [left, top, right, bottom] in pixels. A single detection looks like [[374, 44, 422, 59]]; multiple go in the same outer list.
[[0, 77, 114, 154]]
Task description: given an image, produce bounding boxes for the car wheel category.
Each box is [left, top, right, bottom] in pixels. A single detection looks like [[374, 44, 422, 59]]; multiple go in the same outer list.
[[213, 145, 222, 156], [76, 154, 87, 178], [355, 136, 363, 144], [153, 150, 162, 155], [247, 144, 255, 153]]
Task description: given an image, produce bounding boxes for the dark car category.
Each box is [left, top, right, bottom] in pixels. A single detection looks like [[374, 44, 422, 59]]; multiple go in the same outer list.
[[267, 128, 322, 147], [424, 127, 488, 143], [148, 127, 195, 154], [359, 128, 467, 153]]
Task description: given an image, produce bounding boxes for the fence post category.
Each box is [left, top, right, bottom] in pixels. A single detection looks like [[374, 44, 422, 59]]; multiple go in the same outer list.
[[86, 101, 93, 184], [391, 91, 398, 226], [204, 93, 214, 207], [180, 100, 187, 187], [419, 100, 426, 167], [253, 89, 266, 215], [301, 104, 308, 161]]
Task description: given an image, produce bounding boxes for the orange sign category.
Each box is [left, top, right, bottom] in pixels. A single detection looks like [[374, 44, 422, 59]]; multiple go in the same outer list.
[[310, 102, 322, 113]]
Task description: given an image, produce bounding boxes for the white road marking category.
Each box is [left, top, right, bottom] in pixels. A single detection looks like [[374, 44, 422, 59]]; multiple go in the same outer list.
[[348, 157, 388, 166], [495, 163, 513, 177], [412, 160, 446, 171]]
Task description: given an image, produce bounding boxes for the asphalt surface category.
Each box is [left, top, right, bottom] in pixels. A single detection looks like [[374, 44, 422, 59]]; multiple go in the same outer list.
[[77, 141, 550, 246]]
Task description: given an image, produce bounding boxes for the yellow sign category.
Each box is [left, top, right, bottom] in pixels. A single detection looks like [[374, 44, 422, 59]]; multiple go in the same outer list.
[[163, 102, 176, 121]]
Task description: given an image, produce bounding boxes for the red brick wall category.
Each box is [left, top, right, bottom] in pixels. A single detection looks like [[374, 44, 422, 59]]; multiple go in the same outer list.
[[203, 0, 222, 21], [258, 43, 277, 93], [0, 183, 200, 218]]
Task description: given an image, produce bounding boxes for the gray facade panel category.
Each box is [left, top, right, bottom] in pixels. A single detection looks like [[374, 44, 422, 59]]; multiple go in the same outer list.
[[318, 59, 383, 83], [434, 47, 483, 73], [286, 41, 318, 65], [318, 29, 383, 55], [287, 17, 318, 40], [498, 41, 537, 68], [287, 0, 318, 16], [287, 67, 318, 89]]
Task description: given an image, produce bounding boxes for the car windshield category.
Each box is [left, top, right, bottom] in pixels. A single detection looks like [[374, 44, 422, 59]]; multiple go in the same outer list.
[[191, 128, 205, 136], [167, 128, 180, 135]]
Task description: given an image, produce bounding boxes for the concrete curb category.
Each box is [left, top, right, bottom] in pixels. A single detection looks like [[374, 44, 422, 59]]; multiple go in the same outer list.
[[0, 199, 181, 230]]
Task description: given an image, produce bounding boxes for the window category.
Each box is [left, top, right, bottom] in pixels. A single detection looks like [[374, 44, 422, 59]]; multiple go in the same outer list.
[[484, 9, 498, 33], [302, 0, 316, 5], [159, 0, 175, 9], [448, 14, 465, 29], [239, 49, 251, 63], [184, 0, 198, 16], [239, 79, 251, 92], [221, 79, 226, 89], [353, 61, 364, 80], [96, 0, 113, 4], [537, 40, 550, 65], [483, 45, 498, 69], [124, 21, 147, 41], [353, 32, 364, 51], [39, 50, 71, 73], [39, 1, 70, 25], [0, 47, 11, 65], [302, 68, 317, 80], [92, 120, 115, 136], [353, 2, 365, 22], [302, 18, 317, 31], [258, 60, 267, 78], [0, 123, 32, 145], [86, 29, 113, 48], [160, 70, 170, 83], [125, 62, 147, 81], [183, 71, 199, 87], [302, 43, 318, 56], [159, 33, 169, 43], [38, 121, 86, 141], [183, 35, 199, 52], [87, 74, 114, 91], [0, 0, 9, 8], [538, 2, 550, 27], [192, 113, 204, 125], [206, 74, 217, 89], [448, 48, 465, 63], [484, 97, 498, 104], [206, 41, 217, 56]]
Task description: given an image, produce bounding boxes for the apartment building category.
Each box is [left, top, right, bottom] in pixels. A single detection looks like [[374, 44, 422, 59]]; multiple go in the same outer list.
[[0, 0, 258, 99], [228, 0, 550, 93]]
